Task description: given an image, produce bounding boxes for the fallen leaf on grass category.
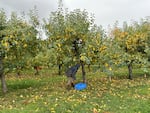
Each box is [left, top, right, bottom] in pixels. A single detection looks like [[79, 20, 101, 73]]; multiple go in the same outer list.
[[93, 108, 98, 113], [22, 100, 30, 105]]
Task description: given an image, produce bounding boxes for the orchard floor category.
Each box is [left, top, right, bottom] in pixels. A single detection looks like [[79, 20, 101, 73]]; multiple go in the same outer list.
[[0, 68, 150, 113]]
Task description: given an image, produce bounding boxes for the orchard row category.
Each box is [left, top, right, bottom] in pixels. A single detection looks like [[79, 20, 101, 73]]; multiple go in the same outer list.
[[0, 4, 149, 93]]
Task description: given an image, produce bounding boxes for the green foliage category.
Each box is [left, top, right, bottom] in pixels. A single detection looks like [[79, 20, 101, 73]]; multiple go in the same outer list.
[[0, 1, 150, 78], [111, 19, 150, 79], [0, 10, 41, 74], [44, 4, 100, 74], [112, 19, 149, 64]]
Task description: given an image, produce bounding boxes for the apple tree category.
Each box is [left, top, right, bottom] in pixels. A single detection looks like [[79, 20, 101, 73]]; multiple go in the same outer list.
[[111, 20, 149, 79]]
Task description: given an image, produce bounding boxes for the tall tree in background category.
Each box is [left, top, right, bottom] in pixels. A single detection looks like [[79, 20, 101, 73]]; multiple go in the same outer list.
[[3, 9, 41, 76], [112, 19, 149, 79], [44, 0, 66, 75], [0, 8, 41, 92]]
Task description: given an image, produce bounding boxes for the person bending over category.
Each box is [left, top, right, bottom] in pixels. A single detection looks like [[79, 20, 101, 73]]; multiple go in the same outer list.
[[65, 64, 80, 89]]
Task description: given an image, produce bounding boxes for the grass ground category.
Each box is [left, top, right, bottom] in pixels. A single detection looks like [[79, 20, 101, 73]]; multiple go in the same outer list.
[[0, 68, 150, 113]]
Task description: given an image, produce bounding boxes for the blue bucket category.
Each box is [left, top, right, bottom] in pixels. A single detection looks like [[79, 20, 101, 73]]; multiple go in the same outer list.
[[75, 82, 87, 90]]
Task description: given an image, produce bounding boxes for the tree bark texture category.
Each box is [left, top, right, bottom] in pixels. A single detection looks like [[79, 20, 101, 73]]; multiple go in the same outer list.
[[128, 61, 133, 80], [80, 60, 86, 83], [58, 64, 62, 75], [0, 58, 8, 93]]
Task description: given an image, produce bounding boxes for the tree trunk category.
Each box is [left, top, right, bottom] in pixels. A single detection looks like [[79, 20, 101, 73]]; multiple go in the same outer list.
[[16, 67, 21, 77], [0, 58, 8, 93], [35, 68, 39, 75], [34, 66, 39, 75], [128, 61, 133, 80], [58, 64, 62, 75], [16, 66, 24, 76], [80, 60, 86, 83], [88, 64, 91, 72], [108, 76, 112, 82]]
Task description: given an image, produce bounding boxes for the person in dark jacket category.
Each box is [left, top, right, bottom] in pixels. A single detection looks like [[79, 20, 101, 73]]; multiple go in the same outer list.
[[65, 64, 80, 89]]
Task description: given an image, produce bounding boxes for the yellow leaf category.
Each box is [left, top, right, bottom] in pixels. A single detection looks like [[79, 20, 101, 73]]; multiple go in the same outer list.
[[105, 63, 109, 67], [57, 43, 61, 47], [23, 44, 27, 47], [10, 35, 13, 38], [109, 67, 112, 71], [50, 108, 56, 113], [93, 108, 98, 113], [20, 94, 23, 98], [80, 55, 86, 61], [3, 42, 9, 47]]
